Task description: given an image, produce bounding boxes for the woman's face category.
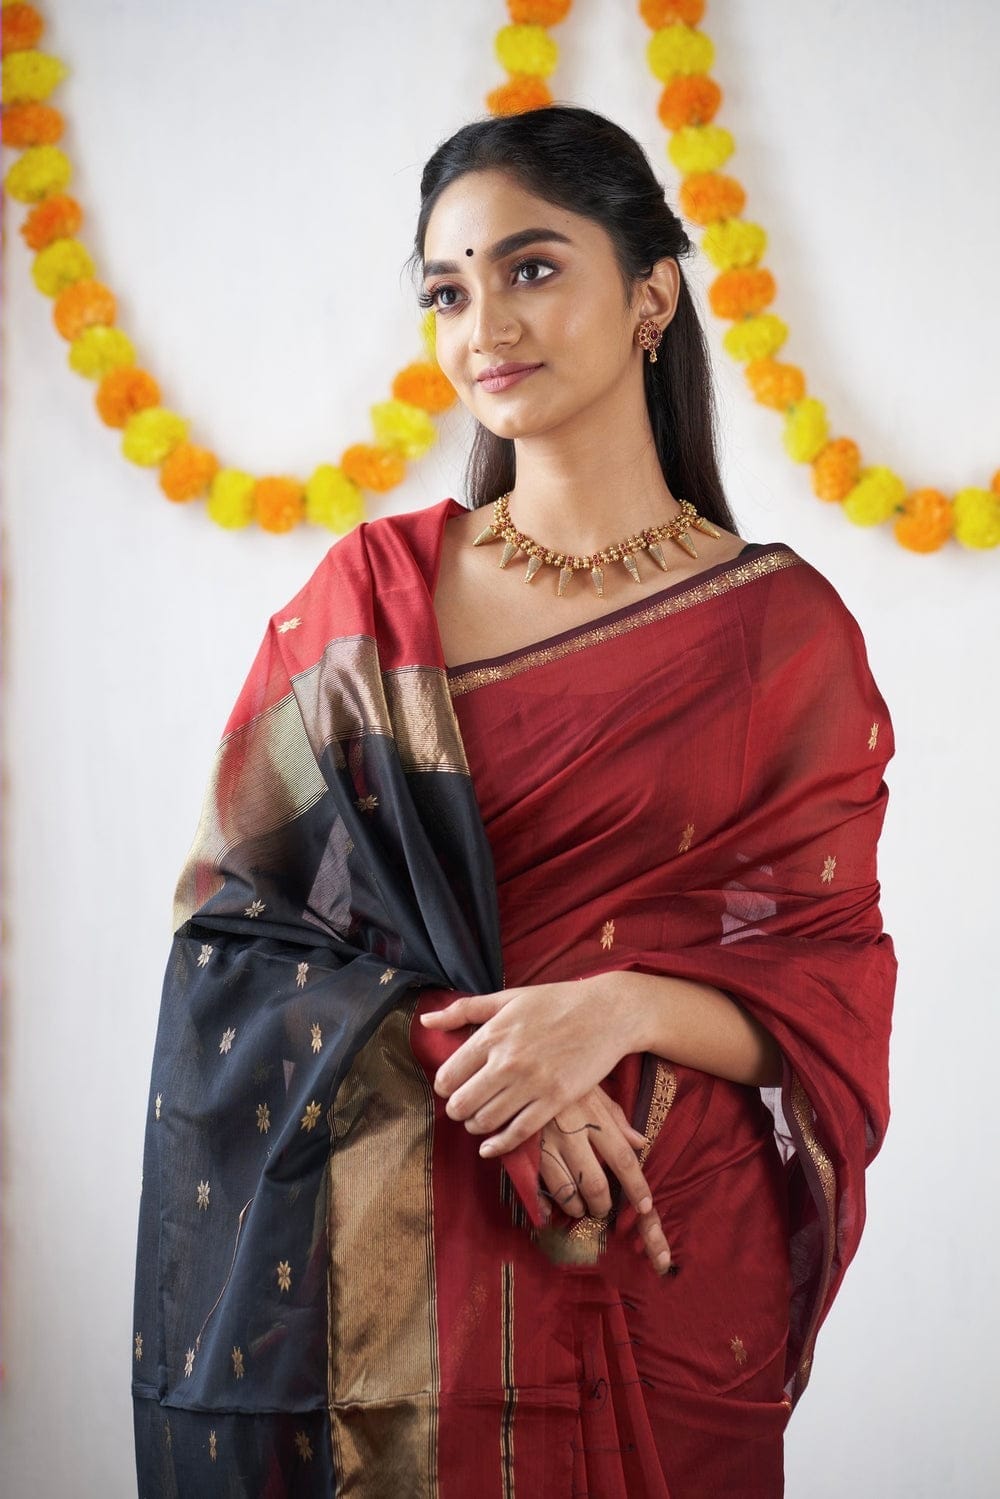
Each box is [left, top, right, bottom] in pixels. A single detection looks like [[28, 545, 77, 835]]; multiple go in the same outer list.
[[420, 169, 643, 442]]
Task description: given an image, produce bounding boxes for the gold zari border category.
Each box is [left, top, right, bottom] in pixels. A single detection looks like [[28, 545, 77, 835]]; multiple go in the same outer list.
[[447, 548, 801, 697], [789, 1071, 838, 1390]]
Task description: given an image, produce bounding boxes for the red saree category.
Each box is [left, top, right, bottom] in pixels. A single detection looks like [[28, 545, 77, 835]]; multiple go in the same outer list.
[[133, 496, 895, 1499]]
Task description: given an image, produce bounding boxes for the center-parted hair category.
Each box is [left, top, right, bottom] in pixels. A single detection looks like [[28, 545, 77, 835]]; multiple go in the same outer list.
[[409, 103, 737, 532]]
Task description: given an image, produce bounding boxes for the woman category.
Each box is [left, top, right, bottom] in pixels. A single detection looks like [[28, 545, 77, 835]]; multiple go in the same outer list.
[[132, 106, 896, 1497]]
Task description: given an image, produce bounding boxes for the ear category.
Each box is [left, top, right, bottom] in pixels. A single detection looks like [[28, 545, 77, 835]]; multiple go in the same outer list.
[[636, 255, 681, 335]]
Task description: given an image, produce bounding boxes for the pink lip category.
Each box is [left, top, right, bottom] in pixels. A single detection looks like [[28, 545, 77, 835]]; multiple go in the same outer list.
[[477, 364, 542, 393]]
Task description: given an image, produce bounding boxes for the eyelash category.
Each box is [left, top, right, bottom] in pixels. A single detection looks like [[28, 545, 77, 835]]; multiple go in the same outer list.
[[418, 256, 558, 312]]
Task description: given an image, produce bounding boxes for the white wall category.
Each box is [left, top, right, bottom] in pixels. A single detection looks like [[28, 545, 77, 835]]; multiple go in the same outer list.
[[2, 2, 997, 1494]]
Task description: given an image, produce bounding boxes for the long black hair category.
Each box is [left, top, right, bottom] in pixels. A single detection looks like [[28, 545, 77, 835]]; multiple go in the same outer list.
[[408, 104, 737, 532]]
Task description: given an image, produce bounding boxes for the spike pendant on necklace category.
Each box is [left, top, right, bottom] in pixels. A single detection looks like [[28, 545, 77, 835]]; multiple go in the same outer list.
[[471, 491, 723, 597]]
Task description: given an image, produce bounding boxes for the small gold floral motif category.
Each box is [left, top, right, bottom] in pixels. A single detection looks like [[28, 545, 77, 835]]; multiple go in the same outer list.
[[276, 1260, 292, 1292], [600, 920, 615, 951], [868, 721, 880, 751], [355, 793, 379, 813], [678, 822, 695, 853], [294, 1431, 314, 1462], [379, 966, 397, 986], [730, 1336, 748, 1367], [344, 836, 354, 854], [296, 962, 309, 989], [154, 1093, 162, 1121], [244, 898, 266, 918], [209, 1430, 218, 1463], [310, 1022, 322, 1054], [231, 1346, 245, 1379], [821, 855, 837, 885], [197, 943, 213, 968], [219, 1027, 236, 1055], [277, 617, 302, 634], [256, 1101, 271, 1133], [134, 1332, 143, 1361], [196, 1180, 210, 1211], [300, 1100, 322, 1132], [183, 1347, 195, 1378]]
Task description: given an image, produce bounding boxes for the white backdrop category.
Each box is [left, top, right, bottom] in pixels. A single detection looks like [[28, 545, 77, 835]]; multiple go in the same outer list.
[[2, 2, 998, 1495]]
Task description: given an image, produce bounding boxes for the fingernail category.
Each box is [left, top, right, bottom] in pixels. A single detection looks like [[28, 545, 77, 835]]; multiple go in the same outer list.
[[638, 1196, 652, 1215], [479, 1142, 496, 1156]]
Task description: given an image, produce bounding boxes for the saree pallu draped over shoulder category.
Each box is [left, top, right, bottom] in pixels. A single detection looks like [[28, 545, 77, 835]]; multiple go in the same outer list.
[[133, 496, 896, 1498]]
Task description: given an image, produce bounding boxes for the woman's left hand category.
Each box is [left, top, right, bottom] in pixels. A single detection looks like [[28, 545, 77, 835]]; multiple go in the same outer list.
[[420, 977, 642, 1156]]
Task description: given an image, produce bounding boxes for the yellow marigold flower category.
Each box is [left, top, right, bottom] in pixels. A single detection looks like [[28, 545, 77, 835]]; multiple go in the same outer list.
[[22, 191, 81, 250], [745, 358, 805, 410], [486, 75, 552, 115], [667, 124, 734, 175], [952, 487, 1000, 550], [647, 24, 714, 83], [2, 3, 45, 55], [811, 438, 861, 502], [679, 172, 745, 226], [159, 443, 219, 503], [96, 366, 160, 428], [341, 444, 406, 493], [709, 267, 775, 320], [54, 278, 115, 340], [658, 75, 721, 130], [2, 100, 63, 148], [208, 469, 255, 530], [122, 406, 189, 467], [722, 314, 787, 363], [392, 362, 457, 414], [305, 464, 365, 533], [507, 1, 571, 25], [495, 24, 558, 78], [371, 399, 437, 459], [842, 466, 906, 526], [782, 399, 829, 464], [2, 49, 69, 106], [641, 0, 706, 27], [893, 488, 953, 553], [701, 219, 767, 270], [68, 324, 134, 378], [255, 477, 304, 534], [31, 235, 92, 295], [5, 142, 71, 203]]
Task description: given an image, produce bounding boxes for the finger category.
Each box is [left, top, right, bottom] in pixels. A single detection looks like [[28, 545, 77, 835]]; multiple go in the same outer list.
[[636, 1208, 673, 1274], [433, 1031, 491, 1099], [459, 1086, 524, 1135], [478, 1098, 549, 1157], [605, 1098, 647, 1150], [539, 1145, 586, 1219], [589, 1129, 657, 1219], [420, 992, 504, 1031]]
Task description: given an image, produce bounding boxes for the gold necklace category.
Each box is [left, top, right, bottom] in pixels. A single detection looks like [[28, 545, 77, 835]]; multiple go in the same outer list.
[[472, 491, 723, 597]]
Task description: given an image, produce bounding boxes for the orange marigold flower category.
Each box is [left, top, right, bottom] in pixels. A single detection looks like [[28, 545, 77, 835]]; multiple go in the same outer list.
[[678, 172, 745, 226], [341, 444, 407, 493], [2, 101, 63, 148], [392, 362, 456, 413], [2, 4, 44, 56], [95, 367, 161, 428], [893, 488, 953, 554], [507, 0, 571, 23], [255, 477, 305, 533], [21, 192, 81, 250], [486, 75, 552, 115], [159, 443, 219, 503], [992, 469, 1000, 495], [53, 278, 116, 340], [657, 75, 721, 129], [745, 358, 805, 410], [811, 438, 861, 502], [640, 0, 705, 28], [708, 268, 776, 320]]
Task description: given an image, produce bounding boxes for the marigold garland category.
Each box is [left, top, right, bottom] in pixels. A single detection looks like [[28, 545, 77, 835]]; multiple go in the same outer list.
[[1, 0, 459, 534], [3, 0, 993, 554]]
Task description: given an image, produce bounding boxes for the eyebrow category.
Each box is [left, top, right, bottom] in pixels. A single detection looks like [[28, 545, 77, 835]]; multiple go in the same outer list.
[[422, 227, 574, 279]]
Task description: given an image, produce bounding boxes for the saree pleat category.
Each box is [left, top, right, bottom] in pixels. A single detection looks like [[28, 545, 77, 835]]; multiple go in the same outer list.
[[133, 497, 895, 1497]]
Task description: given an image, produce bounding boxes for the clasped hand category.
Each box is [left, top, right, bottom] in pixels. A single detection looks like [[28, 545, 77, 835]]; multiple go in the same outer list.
[[420, 978, 672, 1273]]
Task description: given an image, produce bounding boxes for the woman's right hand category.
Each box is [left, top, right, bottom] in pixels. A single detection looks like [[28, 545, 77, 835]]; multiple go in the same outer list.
[[538, 1084, 673, 1275]]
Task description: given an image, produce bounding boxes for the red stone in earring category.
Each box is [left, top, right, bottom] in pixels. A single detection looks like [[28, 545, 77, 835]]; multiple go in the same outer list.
[[636, 318, 663, 363]]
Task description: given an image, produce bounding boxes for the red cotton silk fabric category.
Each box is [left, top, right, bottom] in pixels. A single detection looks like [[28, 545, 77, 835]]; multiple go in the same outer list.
[[406, 497, 895, 1494]]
